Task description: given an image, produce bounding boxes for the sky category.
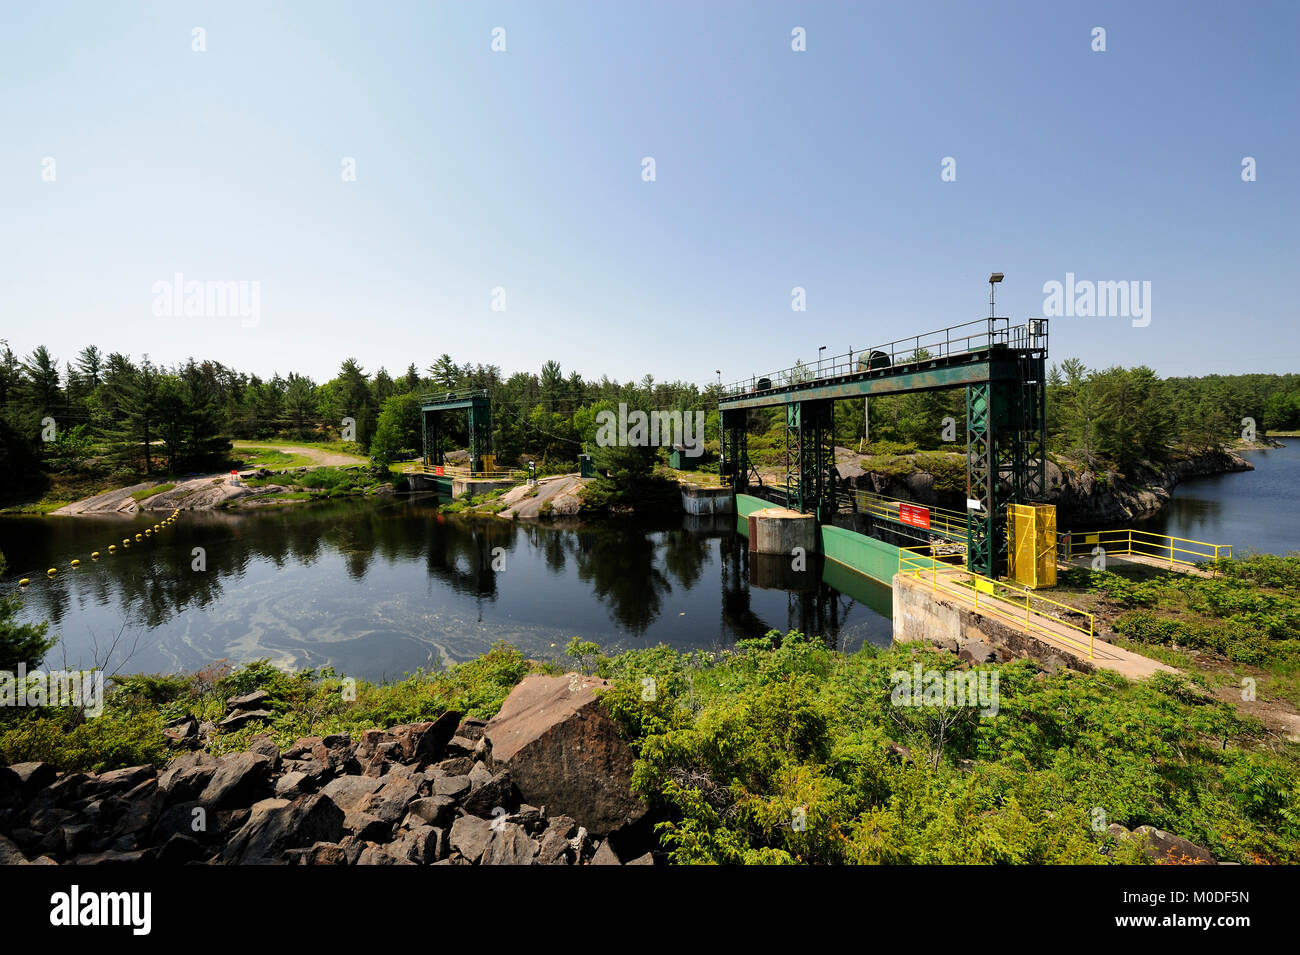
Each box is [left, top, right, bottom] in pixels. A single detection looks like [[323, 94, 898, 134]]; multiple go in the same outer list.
[[1, 0, 1296, 389]]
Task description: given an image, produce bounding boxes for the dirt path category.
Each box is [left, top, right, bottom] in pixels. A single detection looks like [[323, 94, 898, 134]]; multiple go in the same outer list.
[[232, 443, 368, 467]]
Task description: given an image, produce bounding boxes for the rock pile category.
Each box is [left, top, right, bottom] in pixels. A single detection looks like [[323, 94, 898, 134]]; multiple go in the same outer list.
[[0, 674, 654, 866]]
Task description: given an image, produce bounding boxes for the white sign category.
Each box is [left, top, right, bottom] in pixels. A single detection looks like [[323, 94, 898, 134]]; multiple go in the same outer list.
[[967, 499, 982, 511]]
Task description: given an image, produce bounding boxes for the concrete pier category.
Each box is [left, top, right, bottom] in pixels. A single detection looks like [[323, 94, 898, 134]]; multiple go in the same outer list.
[[747, 507, 817, 556], [680, 484, 735, 515]]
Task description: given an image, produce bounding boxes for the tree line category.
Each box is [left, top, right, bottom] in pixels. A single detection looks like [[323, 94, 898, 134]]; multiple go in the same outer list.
[[1, 338, 1295, 495]]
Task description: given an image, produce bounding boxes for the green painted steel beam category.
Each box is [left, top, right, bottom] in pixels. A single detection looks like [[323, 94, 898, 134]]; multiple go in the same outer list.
[[718, 355, 1023, 411]]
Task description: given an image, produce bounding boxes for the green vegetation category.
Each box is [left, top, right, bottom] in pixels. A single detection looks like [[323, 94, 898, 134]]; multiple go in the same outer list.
[[0, 645, 544, 773], [243, 466, 394, 499], [592, 634, 1298, 864], [232, 446, 314, 469], [1057, 554, 1300, 711], [129, 483, 176, 501], [2, 615, 1295, 863]]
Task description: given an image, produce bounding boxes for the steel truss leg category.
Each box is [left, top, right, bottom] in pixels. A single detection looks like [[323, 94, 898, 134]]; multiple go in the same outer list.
[[785, 399, 836, 524], [721, 408, 751, 494], [967, 371, 1046, 579]]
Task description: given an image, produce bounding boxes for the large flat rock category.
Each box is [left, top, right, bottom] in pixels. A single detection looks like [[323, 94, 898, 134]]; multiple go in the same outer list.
[[485, 674, 645, 836]]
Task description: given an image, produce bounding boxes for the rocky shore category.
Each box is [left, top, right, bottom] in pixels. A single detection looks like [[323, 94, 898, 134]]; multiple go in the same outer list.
[[847, 448, 1255, 525], [0, 673, 654, 866]]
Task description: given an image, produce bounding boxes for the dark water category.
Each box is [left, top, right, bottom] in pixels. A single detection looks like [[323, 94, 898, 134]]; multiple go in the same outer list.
[[1130, 442, 1300, 557], [0, 498, 893, 681]]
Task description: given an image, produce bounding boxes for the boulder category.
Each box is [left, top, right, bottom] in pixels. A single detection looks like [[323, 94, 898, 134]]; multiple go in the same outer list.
[[957, 639, 1000, 665], [319, 774, 384, 812], [390, 825, 443, 864], [0, 833, 29, 865], [461, 770, 517, 818], [536, 828, 572, 865], [79, 764, 156, 800], [199, 752, 274, 808], [217, 709, 276, 732], [481, 823, 537, 865], [484, 673, 646, 835], [342, 810, 391, 843], [435, 775, 471, 799], [1131, 826, 1217, 865], [405, 795, 457, 830], [275, 772, 309, 799], [358, 775, 422, 826], [303, 842, 348, 865], [220, 794, 346, 864], [158, 752, 220, 803], [356, 844, 412, 865], [0, 761, 57, 799], [590, 839, 621, 866], [449, 815, 493, 863], [225, 690, 269, 712]]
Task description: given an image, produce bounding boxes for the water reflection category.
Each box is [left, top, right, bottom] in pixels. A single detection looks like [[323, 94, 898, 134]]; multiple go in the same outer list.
[[0, 497, 892, 680]]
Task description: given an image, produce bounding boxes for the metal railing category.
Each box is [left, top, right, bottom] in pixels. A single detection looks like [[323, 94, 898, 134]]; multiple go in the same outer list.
[[899, 544, 1095, 658], [846, 488, 970, 540], [721, 317, 1049, 399], [419, 388, 490, 405], [407, 463, 524, 481], [1058, 529, 1232, 570]]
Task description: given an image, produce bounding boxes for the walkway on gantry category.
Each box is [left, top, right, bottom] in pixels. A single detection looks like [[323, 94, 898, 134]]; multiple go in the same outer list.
[[717, 317, 1049, 578]]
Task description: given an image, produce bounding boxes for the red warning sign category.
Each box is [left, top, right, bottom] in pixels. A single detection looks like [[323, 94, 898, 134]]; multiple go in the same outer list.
[[434, 465, 445, 476], [898, 503, 931, 529]]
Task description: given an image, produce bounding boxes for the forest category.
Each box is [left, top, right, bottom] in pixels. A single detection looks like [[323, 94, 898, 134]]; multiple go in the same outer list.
[[2, 339, 1298, 499]]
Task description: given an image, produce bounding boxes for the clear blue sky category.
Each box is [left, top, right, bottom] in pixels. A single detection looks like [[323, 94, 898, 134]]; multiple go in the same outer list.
[[2, 1, 1296, 387]]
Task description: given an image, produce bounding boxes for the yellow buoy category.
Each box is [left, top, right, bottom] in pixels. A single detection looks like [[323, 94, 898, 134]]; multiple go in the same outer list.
[[123, 539, 130, 545], [135, 534, 143, 541], [47, 568, 57, 576], [70, 559, 80, 567], [145, 530, 151, 537], [19, 578, 30, 586], [91, 552, 100, 559], [108, 544, 116, 551]]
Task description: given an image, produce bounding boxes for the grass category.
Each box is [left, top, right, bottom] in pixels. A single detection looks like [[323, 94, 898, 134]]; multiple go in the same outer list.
[[232, 439, 368, 461], [129, 483, 176, 501], [232, 446, 315, 469]]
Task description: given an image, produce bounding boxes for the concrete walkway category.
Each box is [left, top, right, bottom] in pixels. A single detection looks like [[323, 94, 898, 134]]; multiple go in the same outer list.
[[899, 569, 1177, 680]]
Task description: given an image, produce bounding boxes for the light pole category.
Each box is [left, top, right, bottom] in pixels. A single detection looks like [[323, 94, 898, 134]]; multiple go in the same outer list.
[[817, 345, 826, 378], [988, 272, 1004, 320]]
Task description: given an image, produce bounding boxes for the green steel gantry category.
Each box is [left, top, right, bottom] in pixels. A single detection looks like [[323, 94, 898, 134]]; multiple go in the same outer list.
[[420, 389, 493, 473], [719, 317, 1047, 579]]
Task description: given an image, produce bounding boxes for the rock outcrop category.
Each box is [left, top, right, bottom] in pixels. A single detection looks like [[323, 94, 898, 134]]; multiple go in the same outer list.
[[0, 676, 653, 866], [845, 448, 1253, 525]]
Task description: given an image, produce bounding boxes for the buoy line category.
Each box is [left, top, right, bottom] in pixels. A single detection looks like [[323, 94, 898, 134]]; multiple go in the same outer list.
[[16, 508, 182, 591]]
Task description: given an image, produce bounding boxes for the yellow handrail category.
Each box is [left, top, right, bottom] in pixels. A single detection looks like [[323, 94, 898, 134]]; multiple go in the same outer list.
[[898, 545, 1095, 658], [1059, 528, 1232, 569]]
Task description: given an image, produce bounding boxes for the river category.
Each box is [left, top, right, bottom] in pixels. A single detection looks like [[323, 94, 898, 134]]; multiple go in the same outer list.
[[0, 499, 893, 681], [1132, 441, 1300, 557], [4, 444, 1292, 681]]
